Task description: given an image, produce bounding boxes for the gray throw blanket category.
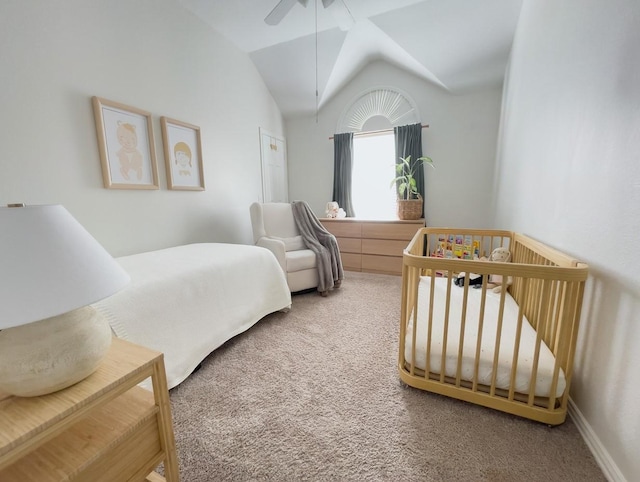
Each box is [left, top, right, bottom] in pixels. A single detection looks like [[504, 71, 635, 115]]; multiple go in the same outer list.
[[292, 201, 344, 293]]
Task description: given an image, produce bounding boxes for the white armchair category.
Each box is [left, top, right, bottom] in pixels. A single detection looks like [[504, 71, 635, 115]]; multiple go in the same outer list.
[[250, 202, 319, 293]]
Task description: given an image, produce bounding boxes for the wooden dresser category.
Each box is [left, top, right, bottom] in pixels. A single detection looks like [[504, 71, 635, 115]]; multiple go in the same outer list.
[[0, 338, 179, 482], [320, 218, 424, 275]]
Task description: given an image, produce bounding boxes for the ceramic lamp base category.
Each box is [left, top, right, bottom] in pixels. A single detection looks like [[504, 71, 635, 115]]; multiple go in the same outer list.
[[0, 306, 112, 397]]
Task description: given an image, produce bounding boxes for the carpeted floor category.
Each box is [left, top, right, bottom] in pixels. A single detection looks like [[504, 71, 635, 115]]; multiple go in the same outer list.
[[168, 271, 605, 481]]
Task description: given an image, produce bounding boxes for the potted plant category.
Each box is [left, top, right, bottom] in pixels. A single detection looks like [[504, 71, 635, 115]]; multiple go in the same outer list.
[[391, 155, 434, 220]]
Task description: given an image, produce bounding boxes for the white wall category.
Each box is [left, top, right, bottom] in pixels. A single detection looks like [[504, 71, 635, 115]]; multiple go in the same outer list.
[[0, 0, 284, 256], [494, 0, 640, 479], [286, 61, 503, 228]]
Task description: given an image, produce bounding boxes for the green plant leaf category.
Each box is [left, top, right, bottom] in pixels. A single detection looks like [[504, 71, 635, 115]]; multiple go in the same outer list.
[[393, 155, 436, 199]]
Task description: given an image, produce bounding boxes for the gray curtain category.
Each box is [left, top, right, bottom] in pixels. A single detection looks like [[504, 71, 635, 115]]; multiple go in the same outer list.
[[332, 132, 355, 217], [394, 123, 424, 215]]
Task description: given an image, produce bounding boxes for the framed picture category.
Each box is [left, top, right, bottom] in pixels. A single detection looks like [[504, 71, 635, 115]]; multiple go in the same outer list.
[[160, 117, 205, 191], [92, 96, 159, 190]]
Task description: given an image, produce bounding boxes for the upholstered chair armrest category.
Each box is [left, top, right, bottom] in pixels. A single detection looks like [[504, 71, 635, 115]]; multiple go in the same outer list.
[[256, 236, 286, 273]]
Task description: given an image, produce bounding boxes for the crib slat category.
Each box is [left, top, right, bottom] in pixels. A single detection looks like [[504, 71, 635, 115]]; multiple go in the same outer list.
[[508, 278, 528, 401], [439, 272, 454, 383], [552, 280, 563, 345], [489, 280, 508, 396], [456, 275, 471, 387], [530, 266, 543, 331], [425, 270, 437, 376], [472, 283, 488, 393], [553, 282, 575, 409], [559, 280, 586, 411], [409, 267, 420, 376], [552, 282, 568, 354], [549, 280, 575, 409], [527, 279, 553, 405], [547, 280, 557, 343], [399, 261, 409, 375]]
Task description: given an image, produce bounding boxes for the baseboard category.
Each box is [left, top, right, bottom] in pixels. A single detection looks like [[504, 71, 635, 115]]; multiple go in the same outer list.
[[568, 398, 626, 482]]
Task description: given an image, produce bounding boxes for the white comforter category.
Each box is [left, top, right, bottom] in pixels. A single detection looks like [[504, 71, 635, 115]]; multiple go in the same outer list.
[[405, 276, 565, 398], [93, 243, 291, 389]]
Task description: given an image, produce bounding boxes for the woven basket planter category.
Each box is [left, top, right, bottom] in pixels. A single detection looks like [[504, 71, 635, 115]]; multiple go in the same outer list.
[[396, 197, 423, 220]]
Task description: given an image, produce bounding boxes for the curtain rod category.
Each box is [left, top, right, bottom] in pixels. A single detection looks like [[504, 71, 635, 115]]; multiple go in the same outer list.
[[328, 124, 429, 140]]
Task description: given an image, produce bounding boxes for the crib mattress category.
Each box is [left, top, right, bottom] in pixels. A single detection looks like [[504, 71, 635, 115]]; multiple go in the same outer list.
[[405, 276, 565, 398]]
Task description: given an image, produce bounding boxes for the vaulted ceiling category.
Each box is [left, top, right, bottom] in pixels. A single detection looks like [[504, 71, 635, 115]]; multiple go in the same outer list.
[[178, 0, 523, 118]]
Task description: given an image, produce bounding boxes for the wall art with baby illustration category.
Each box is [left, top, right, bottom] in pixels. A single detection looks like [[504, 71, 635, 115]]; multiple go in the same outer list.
[[160, 117, 205, 191], [92, 97, 159, 190]]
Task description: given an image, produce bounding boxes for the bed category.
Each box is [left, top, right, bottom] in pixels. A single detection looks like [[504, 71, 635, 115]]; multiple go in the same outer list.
[[399, 228, 588, 425], [93, 243, 291, 389]]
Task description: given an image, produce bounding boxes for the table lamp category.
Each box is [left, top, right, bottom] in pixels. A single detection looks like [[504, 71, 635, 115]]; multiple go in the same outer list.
[[0, 204, 130, 397]]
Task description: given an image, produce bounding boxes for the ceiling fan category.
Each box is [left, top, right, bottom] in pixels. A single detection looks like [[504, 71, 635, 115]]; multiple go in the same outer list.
[[265, 0, 355, 31]]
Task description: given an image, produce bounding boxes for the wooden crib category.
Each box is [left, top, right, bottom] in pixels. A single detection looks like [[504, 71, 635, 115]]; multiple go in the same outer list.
[[399, 228, 588, 425]]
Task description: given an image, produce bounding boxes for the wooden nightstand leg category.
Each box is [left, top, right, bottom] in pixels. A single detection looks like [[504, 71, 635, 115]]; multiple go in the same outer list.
[[152, 357, 180, 481], [146, 472, 166, 482]]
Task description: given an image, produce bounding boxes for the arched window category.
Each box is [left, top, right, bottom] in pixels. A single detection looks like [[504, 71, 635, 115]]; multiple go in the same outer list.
[[337, 88, 420, 219], [338, 87, 420, 133]]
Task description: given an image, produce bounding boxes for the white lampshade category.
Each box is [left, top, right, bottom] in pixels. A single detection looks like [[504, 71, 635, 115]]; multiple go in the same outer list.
[[0, 204, 130, 328], [0, 204, 130, 396]]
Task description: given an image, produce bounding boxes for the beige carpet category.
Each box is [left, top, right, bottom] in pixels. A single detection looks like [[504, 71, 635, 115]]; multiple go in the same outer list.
[[168, 271, 605, 481]]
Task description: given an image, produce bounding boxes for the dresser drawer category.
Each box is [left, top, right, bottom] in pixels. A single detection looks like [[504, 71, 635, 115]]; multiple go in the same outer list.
[[361, 254, 403, 275], [361, 221, 423, 241], [322, 221, 362, 238], [337, 237, 361, 253], [361, 239, 407, 257], [341, 253, 362, 271]]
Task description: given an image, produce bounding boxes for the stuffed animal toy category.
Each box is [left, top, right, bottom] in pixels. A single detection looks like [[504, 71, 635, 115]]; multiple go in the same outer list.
[[454, 247, 512, 293], [325, 202, 338, 218], [325, 201, 346, 219], [486, 247, 512, 293]]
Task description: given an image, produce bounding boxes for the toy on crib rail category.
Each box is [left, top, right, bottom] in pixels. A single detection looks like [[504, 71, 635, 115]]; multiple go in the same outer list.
[[454, 247, 512, 293], [325, 201, 346, 219]]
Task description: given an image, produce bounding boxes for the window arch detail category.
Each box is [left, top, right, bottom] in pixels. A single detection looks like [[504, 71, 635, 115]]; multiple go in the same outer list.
[[337, 87, 420, 133]]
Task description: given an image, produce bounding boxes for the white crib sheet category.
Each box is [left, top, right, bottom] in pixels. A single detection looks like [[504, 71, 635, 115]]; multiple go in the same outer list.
[[405, 276, 565, 398]]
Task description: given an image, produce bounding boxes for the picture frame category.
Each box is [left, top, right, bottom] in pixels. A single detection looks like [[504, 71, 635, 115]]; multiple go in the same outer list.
[[92, 96, 159, 190], [160, 117, 205, 191]]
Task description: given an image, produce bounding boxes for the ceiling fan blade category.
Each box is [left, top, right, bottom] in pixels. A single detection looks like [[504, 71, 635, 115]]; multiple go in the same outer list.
[[326, 0, 355, 31], [264, 0, 299, 26]]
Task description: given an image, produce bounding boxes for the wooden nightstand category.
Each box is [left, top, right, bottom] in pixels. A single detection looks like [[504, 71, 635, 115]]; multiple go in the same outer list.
[[0, 337, 179, 481]]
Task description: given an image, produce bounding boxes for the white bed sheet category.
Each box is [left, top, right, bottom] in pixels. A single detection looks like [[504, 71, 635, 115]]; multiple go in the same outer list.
[[93, 243, 291, 389], [405, 276, 565, 398]]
